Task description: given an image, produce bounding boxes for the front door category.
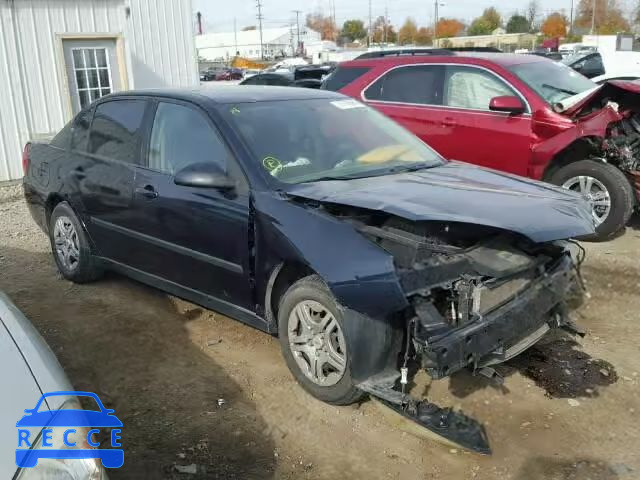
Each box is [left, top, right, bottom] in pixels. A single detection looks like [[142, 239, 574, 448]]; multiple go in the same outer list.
[[128, 100, 253, 310], [440, 65, 533, 176], [63, 39, 121, 114]]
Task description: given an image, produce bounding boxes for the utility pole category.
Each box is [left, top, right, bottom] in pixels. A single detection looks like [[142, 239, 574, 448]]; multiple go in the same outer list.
[[256, 0, 264, 59], [293, 9, 301, 56], [590, 0, 596, 34], [233, 17, 238, 56], [569, 0, 574, 35], [383, 6, 388, 44], [368, 0, 372, 46], [434, 0, 439, 47]]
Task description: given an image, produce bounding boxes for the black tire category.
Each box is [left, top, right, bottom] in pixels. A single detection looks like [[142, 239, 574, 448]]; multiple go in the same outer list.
[[278, 275, 365, 405], [49, 202, 103, 283], [550, 160, 635, 241]]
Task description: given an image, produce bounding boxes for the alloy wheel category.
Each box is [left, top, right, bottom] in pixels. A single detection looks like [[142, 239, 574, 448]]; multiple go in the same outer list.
[[562, 175, 612, 226], [53, 216, 81, 271], [287, 300, 347, 387]]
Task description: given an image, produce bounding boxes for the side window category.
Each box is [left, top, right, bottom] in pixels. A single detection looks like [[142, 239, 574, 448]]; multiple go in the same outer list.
[[364, 65, 444, 105], [444, 66, 515, 110], [70, 108, 93, 152], [148, 102, 229, 175], [583, 54, 604, 72], [88, 100, 147, 162]]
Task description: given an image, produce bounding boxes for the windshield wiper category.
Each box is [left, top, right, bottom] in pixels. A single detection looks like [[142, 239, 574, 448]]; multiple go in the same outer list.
[[542, 83, 577, 96]]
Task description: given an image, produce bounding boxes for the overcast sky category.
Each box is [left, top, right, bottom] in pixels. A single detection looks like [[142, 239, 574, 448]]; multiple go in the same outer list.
[[192, 0, 632, 33]]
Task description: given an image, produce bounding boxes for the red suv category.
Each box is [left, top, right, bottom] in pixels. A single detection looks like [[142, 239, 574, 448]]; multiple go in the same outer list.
[[323, 50, 640, 240]]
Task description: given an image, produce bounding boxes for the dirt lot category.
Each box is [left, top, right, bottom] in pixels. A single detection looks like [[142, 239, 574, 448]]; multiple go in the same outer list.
[[1, 189, 639, 480]]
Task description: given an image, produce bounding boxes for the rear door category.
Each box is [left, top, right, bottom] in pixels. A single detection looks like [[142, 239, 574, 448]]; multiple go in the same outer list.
[[440, 65, 533, 175], [361, 65, 453, 156], [126, 100, 253, 309], [73, 98, 150, 264]]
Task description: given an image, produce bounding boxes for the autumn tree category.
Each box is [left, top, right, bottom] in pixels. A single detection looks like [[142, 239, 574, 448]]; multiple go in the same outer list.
[[435, 18, 465, 38], [372, 16, 397, 43], [306, 11, 338, 41], [340, 19, 367, 42], [414, 27, 433, 46], [468, 7, 502, 35], [574, 0, 630, 34], [506, 14, 530, 33], [541, 12, 568, 37], [398, 18, 418, 45]]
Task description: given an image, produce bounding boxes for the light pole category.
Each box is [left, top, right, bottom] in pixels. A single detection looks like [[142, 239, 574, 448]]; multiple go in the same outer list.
[[434, 1, 445, 47], [293, 10, 301, 56]]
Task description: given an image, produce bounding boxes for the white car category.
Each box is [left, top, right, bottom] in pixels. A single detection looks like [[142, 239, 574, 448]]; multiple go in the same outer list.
[[563, 50, 640, 80], [0, 292, 107, 479]]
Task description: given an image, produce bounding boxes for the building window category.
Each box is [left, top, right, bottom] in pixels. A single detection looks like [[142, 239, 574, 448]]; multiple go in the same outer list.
[[72, 48, 113, 109]]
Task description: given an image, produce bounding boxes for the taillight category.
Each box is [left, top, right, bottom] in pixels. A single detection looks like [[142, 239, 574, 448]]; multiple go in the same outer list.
[[22, 143, 31, 175]]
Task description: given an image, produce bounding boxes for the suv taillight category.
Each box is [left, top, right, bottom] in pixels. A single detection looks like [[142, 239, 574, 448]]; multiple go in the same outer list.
[[22, 143, 31, 175]]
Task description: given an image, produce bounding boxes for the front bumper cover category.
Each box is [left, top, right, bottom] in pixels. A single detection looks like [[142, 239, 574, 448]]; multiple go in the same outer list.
[[419, 254, 577, 379]]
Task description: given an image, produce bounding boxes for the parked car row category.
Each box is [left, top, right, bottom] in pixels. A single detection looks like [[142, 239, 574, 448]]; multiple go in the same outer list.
[[322, 49, 640, 240]]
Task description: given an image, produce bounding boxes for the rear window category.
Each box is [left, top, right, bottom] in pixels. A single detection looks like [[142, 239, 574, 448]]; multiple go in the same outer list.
[[321, 66, 370, 91]]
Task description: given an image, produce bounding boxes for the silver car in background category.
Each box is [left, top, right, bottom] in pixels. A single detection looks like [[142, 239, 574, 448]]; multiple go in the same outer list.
[[0, 292, 107, 479]]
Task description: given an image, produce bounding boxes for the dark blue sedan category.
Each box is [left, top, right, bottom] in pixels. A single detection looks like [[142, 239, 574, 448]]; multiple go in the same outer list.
[[23, 86, 594, 453]]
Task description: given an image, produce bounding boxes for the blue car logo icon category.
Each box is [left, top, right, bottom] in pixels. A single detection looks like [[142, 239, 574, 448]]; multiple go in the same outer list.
[[16, 391, 124, 468]]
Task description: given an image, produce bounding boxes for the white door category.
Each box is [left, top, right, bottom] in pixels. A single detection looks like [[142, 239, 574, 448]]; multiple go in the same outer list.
[[63, 39, 122, 114]]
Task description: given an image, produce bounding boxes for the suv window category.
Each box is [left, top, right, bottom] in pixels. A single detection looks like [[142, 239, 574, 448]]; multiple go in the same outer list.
[[88, 100, 147, 162], [364, 65, 444, 105], [444, 66, 515, 110], [148, 102, 229, 175], [322, 66, 370, 91], [70, 108, 93, 152]]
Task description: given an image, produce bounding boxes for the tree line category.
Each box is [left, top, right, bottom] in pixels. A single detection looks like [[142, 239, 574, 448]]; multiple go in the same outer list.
[[303, 0, 632, 45]]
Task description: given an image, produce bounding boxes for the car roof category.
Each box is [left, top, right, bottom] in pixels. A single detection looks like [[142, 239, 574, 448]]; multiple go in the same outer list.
[[344, 52, 546, 68], [106, 86, 344, 104]]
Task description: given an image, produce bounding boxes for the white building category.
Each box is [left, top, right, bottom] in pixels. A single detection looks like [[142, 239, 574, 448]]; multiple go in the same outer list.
[[196, 27, 322, 61], [0, 0, 199, 182]]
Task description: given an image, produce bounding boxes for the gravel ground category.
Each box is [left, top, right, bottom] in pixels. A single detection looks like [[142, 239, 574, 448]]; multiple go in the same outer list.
[[1, 187, 639, 480]]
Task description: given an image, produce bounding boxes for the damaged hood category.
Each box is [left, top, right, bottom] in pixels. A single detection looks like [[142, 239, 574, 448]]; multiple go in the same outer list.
[[287, 162, 596, 243], [561, 80, 640, 117]]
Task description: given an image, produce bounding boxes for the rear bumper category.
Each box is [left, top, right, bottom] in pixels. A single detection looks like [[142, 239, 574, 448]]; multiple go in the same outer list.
[[419, 255, 577, 378]]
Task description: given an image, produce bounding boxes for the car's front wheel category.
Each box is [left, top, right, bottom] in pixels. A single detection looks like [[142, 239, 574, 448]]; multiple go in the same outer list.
[[550, 160, 635, 241], [49, 202, 102, 283], [278, 275, 364, 405]]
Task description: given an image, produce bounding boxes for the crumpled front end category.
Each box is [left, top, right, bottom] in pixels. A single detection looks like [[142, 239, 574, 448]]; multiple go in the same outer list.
[[357, 219, 583, 379], [601, 113, 640, 202]]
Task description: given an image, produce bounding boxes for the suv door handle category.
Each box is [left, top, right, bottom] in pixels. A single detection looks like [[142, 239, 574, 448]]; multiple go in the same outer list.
[[442, 117, 457, 127], [135, 185, 158, 199]]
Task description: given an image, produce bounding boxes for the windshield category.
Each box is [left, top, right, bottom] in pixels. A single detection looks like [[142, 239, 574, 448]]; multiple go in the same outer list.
[[224, 98, 444, 184], [509, 61, 596, 104]]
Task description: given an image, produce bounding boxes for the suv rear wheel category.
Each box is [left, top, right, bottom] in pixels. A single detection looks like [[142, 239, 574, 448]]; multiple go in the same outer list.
[[550, 160, 635, 241]]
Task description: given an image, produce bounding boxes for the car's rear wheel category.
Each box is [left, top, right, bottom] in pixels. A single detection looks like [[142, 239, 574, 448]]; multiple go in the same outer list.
[[278, 275, 365, 405], [550, 160, 635, 241], [49, 202, 102, 283]]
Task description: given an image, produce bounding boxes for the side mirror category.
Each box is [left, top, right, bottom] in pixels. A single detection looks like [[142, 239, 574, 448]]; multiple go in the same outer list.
[[174, 162, 235, 190], [489, 95, 526, 114]]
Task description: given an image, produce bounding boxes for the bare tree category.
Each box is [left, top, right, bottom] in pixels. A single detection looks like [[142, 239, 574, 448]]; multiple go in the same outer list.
[[527, 0, 540, 31]]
